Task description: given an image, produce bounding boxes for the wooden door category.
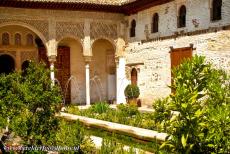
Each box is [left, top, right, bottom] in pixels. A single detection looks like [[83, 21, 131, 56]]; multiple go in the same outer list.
[[170, 47, 192, 69], [38, 46, 71, 103], [170, 47, 192, 91], [55, 46, 71, 103]]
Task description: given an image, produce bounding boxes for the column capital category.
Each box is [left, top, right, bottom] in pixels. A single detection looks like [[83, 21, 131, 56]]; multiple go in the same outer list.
[[84, 56, 92, 63], [115, 38, 126, 57], [45, 39, 58, 57], [48, 55, 57, 63]]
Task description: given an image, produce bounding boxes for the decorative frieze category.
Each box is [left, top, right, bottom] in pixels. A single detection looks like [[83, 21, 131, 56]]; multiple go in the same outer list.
[[90, 22, 117, 40], [20, 51, 38, 63], [0, 50, 16, 58], [56, 22, 84, 41], [0, 19, 49, 41]]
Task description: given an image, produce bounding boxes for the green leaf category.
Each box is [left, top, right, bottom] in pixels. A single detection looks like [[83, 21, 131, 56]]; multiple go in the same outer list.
[[182, 103, 188, 109], [181, 134, 187, 148], [195, 109, 203, 117]]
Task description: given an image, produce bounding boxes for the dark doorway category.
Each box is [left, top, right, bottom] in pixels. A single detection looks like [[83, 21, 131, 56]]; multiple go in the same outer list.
[[131, 68, 138, 85], [22, 60, 30, 71], [0, 54, 15, 74]]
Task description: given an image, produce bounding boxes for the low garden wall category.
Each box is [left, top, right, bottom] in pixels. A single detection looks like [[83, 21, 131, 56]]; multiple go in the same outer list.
[[58, 112, 168, 142]]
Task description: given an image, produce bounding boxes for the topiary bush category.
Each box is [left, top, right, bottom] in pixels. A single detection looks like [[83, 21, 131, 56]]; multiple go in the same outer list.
[[124, 84, 140, 99]]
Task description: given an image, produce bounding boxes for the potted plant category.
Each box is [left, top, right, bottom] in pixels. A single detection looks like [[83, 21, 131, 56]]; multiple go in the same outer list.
[[124, 84, 140, 106]]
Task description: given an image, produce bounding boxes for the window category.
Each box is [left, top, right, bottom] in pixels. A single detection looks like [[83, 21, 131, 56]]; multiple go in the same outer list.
[[26, 34, 33, 45], [130, 20, 136, 37], [151, 13, 159, 33], [2, 32, 10, 45], [178, 5, 186, 28], [15, 33, 21, 45], [211, 0, 222, 21]]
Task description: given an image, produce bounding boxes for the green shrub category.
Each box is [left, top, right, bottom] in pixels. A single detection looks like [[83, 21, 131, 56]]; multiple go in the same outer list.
[[117, 104, 139, 117], [0, 73, 26, 128], [56, 120, 95, 153], [0, 62, 62, 146], [152, 98, 171, 123], [66, 105, 80, 115], [124, 84, 140, 99], [90, 101, 110, 114], [161, 55, 230, 153], [152, 98, 171, 132]]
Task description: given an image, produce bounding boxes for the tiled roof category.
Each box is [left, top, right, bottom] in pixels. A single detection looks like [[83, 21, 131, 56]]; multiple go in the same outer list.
[[0, 0, 173, 15], [17, 0, 137, 5]]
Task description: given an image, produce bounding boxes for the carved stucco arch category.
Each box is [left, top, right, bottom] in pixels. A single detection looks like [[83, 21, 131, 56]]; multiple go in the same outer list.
[[57, 35, 84, 51], [91, 37, 116, 53], [0, 22, 48, 50], [0, 52, 16, 61]]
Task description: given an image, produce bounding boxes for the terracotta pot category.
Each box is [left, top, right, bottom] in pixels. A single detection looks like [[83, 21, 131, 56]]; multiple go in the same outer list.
[[127, 98, 137, 106]]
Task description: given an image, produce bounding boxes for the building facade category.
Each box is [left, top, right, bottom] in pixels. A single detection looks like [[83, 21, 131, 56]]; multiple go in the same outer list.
[[0, 0, 229, 106]]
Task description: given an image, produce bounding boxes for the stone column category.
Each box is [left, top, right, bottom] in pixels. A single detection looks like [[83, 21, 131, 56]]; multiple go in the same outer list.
[[83, 19, 93, 105], [116, 56, 127, 104], [48, 55, 56, 86], [115, 37, 127, 104], [45, 37, 57, 86], [84, 56, 92, 106]]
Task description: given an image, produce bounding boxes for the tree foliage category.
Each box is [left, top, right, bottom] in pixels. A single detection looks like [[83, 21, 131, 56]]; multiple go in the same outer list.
[[0, 62, 62, 146], [161, 55, 230, 153]]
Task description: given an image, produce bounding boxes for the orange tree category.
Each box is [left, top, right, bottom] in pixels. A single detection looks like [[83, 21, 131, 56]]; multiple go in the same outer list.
[[161, 56, 230, 153]]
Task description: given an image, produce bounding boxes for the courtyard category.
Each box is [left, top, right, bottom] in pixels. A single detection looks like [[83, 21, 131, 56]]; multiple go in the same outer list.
[[0, 0, 230, 153]]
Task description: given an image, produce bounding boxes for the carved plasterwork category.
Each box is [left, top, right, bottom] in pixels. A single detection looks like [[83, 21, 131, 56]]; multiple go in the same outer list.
[[90, 22, 117, 40], [0, 19, 49, 41], [0, 50, 16, 58], [56, 22, 84, 41], [125, 66, 131, 80], [21, 51, 38, 63]]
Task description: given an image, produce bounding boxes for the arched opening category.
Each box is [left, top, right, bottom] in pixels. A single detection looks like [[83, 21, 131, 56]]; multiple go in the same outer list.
[[0, 54, 15, 74], [131, 68, 137, 85], [130, 20, 136, 37], [21, 60, 31, 76], [2, 32, 10, 45], [152, 13, 159, 33], [21, 60, 30, 71], [212, 0, 222, 21], [91, 39, 116, 103], [0, 25, 46, 71], [178, 5, 186, 28], [15, 33, 21, 46], [58, 37, 84, 104], [27, 34, 34, 46]]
